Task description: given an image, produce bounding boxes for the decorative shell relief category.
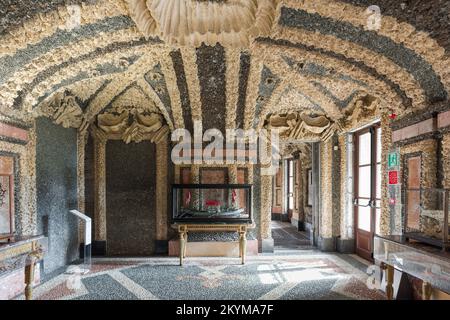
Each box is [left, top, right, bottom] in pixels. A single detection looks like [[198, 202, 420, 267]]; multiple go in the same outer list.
[[37, 91, 83, 129], [265, 111, 340, 141], [98, 110, 169, 144], [128, 0, 280, 47]]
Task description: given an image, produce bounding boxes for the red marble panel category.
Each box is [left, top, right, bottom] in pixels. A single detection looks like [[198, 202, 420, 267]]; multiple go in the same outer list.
[[417, 118, 434, 135], [180, 167, 191, 184], [200, 168, 227, 184], [437, 110, 450, 129], [0, 123, 28, 142], [392, 129, 402, 143], [237, 168, 247, 209], [0, 156, 13, 175], [401, 123, 420, 140]]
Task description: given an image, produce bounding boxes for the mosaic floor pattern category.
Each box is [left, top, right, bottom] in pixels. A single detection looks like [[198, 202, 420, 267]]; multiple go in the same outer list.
[[16, 252, 386, 300]]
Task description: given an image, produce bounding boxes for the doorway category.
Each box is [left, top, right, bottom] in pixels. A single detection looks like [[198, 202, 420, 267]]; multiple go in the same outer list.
[[285, 159, 295, 222], [105, 140, 156, 256], [354, 124, 381, 260]]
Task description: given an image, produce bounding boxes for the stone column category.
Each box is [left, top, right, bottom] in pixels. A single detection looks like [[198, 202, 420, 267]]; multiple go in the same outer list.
[[228, 165, 238, 208], [319, 138, 335, 251], [380, 113, 393, 236], [92, 127, 107, 247], [443, 133, 450, 189], [260, 169, 274, 252], [191, 164, 200, 210], [229, 165, 238, 183], [77, 131, 88, 245], [155, 134, 169, 253], [337, 133, 355, 253]]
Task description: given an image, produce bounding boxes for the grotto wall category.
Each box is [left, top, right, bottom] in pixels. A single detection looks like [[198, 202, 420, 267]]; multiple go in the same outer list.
[[35, 117, 78, 273]]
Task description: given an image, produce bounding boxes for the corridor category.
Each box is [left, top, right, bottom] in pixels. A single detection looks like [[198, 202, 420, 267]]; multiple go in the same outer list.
[[271, 221, 311, 251]]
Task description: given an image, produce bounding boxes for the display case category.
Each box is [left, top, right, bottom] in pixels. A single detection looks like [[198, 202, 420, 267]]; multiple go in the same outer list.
[[374, 235, 450, 295], [404, 188, 449, 251], [171, 184, 252, 224]]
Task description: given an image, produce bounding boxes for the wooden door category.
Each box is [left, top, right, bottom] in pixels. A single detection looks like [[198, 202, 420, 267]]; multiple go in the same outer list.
[[272, 162, 283, 216]]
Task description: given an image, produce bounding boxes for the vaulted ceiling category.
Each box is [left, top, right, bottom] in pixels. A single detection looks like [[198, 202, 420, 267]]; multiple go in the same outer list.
[[0, 0, 449, 141]]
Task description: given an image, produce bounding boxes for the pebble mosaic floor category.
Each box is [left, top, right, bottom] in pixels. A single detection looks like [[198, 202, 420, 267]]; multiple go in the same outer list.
[[15, 222, 386, 300]]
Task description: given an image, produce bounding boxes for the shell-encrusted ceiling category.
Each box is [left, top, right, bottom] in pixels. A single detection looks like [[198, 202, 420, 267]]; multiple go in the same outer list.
[[0, 0, 449, 141], [128, 0, 280, 47]]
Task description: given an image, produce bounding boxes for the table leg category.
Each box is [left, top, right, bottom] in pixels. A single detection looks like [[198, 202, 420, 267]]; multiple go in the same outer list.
[[385, 264, 394, 300], [24, 256, 37, 300], [183, 232, 188, 258], [179, 231, 185, 266], [239, 231, 247, 265], [422, 281, 432, 300]]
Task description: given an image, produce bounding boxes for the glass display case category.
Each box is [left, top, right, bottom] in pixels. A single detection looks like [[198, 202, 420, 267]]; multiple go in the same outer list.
[[171, 184, 252, 224], [404, 188, 449, 251], [374, 235, 450, 294]]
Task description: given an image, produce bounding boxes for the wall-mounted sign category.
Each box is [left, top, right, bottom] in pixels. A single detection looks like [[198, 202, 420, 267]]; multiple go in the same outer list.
[[388, 151, 399, 169], [388, 171, 399, 185]]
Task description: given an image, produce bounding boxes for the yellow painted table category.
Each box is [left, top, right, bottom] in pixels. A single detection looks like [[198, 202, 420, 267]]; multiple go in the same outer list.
[[173, 224, 254, 266], [0, 236, 45, 300]]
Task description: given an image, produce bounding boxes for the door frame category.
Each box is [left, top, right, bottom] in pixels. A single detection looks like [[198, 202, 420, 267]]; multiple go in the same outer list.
[[285, 159, 295, 222], [353, 123, 380, 261]]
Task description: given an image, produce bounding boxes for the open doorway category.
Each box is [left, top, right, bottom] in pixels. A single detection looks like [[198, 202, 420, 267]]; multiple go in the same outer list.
[[271, 145, 313, 251]]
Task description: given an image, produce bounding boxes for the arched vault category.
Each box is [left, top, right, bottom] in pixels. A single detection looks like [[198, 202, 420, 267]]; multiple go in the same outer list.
[[0, 0, 448, 137]]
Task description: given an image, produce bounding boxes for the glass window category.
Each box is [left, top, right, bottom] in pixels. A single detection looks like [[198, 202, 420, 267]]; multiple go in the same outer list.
[[358, 132, 371, 165], [358, 205, 371, 232], [358, 166, 371, 198]]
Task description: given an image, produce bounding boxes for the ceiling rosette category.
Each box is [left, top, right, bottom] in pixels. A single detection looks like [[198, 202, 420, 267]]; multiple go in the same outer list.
[[128, 0, 280, 47]]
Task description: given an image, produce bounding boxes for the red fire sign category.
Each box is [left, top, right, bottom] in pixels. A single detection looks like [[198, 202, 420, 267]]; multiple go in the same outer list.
[[388, 171, 398, 185]]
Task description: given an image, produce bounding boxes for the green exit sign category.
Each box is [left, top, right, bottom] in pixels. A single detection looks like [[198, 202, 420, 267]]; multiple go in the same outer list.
[[388, 152, 399, 168]]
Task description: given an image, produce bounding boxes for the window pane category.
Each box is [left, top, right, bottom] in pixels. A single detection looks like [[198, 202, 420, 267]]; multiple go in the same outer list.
[[358, 132, 371, 165], [289, 177, 294, 192], [358, 205, 371, 231], [376, 128, 382, 163], [376, 164, 381, 199], [358, 166, 371, 198]]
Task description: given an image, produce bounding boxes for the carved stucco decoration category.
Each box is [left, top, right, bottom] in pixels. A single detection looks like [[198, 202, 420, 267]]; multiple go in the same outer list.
[[265, 111, 339, 141], [128, 0, 280, 47], [342, 94, 380, 129], [98, 108, 169, 144], [280, 141, 311, 160], [37, 91, 83, 129]]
